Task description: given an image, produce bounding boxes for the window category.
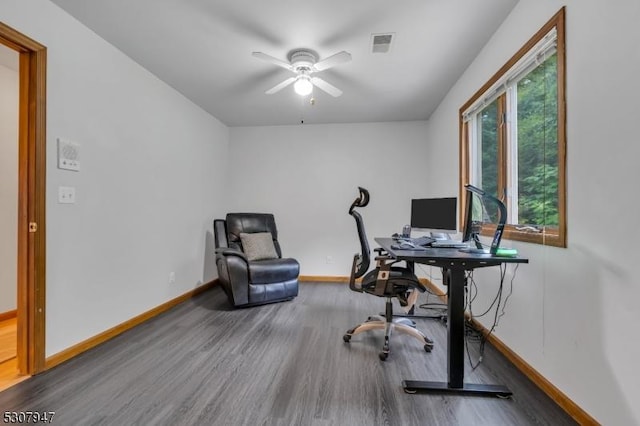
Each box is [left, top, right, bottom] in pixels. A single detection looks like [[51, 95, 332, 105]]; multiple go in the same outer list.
[[460, 8, 566, 247]]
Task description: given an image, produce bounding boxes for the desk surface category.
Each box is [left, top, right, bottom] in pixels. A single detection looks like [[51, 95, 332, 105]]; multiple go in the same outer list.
[[375, 237, 528, 268]]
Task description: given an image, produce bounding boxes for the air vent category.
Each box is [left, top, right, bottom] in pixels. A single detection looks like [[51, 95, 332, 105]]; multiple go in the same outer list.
[[371, 33, 395, 53]]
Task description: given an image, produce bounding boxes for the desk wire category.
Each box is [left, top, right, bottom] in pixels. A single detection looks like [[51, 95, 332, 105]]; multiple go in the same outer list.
[[415, 264, 448, 312], [465, 264, 519, 371]]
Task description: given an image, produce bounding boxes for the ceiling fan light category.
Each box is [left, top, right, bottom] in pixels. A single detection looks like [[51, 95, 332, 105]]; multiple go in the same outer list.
[[294, 76, 313, 96]]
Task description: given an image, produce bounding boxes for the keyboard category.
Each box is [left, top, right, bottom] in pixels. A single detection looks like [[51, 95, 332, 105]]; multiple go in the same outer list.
[[430, 239, 468, 248], [409, 236, 437, 247]]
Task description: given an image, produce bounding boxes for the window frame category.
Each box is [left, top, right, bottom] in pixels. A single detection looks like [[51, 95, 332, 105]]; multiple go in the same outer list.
[[459, 7, 566, 248]]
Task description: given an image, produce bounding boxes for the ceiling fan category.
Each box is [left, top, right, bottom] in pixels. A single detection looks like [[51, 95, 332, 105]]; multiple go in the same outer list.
[[252, 49, 351, 97]]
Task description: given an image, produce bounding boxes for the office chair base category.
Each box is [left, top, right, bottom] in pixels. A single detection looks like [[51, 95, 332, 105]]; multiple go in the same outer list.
[[368, 315, 415, 327], [343, 318, 434, 359], [402, 380, 512, 398]]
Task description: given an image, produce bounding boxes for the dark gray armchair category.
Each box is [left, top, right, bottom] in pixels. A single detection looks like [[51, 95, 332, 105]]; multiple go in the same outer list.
[[214, 213, 299, 308]]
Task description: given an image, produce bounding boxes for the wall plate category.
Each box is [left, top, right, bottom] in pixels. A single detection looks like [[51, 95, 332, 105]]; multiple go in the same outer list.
[[57, 138, 80, 171], [58, 186, 76, 204]]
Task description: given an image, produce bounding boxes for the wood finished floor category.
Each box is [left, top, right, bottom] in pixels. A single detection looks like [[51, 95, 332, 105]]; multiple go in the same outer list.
[[0, 358, 27, 393], [0, 283, 576, 425], [0, 317, 17, 364], [0, 317, 25, 393]]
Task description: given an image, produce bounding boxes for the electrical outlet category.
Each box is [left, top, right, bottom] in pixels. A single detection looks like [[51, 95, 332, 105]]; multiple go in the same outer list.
[[169, 272, 176, 284]]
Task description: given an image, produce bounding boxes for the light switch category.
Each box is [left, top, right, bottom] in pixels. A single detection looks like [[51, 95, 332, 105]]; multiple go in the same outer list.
[[58, 186, 76, 204]]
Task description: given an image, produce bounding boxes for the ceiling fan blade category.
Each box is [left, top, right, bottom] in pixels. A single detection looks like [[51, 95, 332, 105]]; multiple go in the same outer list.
[[252, 52, 293, 71], [313, 51, 352, 71], [265, 77, 296, 94], [310, 77, 343, 97]]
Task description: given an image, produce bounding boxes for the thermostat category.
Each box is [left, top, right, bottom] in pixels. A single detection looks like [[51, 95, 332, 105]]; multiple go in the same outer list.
[[57, 138, 80, 171]]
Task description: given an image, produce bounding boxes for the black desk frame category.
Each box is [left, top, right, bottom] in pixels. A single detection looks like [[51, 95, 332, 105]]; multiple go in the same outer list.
[[375, 238, 528, 397]]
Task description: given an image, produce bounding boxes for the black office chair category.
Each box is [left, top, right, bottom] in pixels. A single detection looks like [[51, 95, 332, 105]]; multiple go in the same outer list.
[[343, 187, 434, 360]]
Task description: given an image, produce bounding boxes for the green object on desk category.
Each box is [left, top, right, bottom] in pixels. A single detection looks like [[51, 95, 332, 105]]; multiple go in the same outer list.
[[495, 247, 518, 257]]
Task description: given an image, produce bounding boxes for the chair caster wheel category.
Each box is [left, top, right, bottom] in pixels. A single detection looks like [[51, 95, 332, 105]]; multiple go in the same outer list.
[[343, 334, 351, 343], [424, 343, 433, 352], [379, 352, 388, 361]]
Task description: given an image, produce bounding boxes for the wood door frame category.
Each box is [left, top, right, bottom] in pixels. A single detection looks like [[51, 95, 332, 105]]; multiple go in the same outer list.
[[0, 23, 46, 375]]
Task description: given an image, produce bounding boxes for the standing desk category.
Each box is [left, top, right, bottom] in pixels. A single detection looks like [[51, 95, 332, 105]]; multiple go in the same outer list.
[[374, 237, 528, 397]]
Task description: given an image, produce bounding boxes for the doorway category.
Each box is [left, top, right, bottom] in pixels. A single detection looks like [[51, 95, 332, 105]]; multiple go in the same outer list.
[[0, 42, 19, 389], [0, 22, 47, 389]]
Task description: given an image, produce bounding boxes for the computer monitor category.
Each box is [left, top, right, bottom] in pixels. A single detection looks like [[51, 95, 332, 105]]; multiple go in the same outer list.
[[461, 184, 507, 255], [410, 197, 457, 234]]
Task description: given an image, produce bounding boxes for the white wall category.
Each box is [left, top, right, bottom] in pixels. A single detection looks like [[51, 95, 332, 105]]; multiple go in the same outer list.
[[228, 122, 435, 276], [2, 1, 637, 423], [0, 62, 18, 313], [0, 0, 230, 356], [424, 1, 640, 424]]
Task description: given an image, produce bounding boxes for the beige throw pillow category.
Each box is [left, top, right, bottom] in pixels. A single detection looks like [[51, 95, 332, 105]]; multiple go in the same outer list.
[[239, 232, 278, 261]]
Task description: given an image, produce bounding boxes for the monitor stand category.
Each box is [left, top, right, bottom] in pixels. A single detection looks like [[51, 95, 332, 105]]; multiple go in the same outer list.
[[459, 233, 488, 254], [430, 232, 451, 240]]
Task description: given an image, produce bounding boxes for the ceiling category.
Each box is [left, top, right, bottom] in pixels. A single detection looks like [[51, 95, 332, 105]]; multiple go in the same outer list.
[[49, 0, 518, 127]]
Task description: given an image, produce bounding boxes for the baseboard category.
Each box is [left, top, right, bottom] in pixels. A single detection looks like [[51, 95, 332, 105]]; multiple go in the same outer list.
[[0, 309, 17, 322], [419, 279, 598, 425], [39, 274, 596, 423], [299, 276, 434, 285], [299, 275, 350, 283], [45, 281, 216, 370], [300, 275, 595, 423], [475, 323, 598, 425]]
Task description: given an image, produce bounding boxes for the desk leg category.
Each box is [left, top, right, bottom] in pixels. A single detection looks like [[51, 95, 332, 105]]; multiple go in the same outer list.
[[448, 268, 465, 387], [402, 268, 512, 397]]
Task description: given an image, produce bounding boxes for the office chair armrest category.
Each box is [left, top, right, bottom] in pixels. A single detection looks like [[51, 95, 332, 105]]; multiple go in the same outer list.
[[374, 246, 392, 261], [375, 247, 410, 266], [374, 255, 404, 270], [215, 248, 249, 262]]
